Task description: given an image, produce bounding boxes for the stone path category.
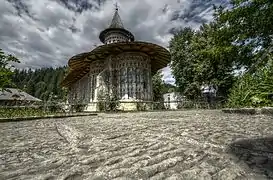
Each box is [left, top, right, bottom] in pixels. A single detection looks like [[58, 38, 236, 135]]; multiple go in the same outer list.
[[0, 110, 273, 179]]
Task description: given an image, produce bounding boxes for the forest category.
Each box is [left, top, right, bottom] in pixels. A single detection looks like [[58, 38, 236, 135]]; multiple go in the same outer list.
[[1, 0, 273, 108], [11, 67, 68, 102]]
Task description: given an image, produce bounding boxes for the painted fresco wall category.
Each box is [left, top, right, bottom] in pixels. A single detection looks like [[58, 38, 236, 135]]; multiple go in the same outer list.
[[67, 51, 153, 111]]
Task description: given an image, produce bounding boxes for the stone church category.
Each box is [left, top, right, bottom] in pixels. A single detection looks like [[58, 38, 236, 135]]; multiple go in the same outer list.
[[61, 7, 171, 111]]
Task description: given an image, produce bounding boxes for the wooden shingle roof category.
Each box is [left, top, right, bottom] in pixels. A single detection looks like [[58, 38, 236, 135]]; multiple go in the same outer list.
[[61, 41, 170, 87], [0, 88, 42, 102]]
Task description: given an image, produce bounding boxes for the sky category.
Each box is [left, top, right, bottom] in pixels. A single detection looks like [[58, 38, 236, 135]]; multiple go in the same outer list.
[[0, 0, 228, 84]]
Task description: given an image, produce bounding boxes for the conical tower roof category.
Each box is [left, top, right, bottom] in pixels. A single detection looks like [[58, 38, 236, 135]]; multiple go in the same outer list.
[[99, 7, 134, 44], [109, 8, 124, 29]]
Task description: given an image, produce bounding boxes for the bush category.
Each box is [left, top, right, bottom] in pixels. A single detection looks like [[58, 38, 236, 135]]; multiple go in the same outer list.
[[152, 102, 165, 110], [226, 58, 273, 108], [71, 104, 85, 112], [136, 102, 146, 111], [0, 106, 46, 118]]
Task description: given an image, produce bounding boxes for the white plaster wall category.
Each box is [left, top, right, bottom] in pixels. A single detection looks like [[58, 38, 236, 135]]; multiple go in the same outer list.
[[163, 92, 184, 109]]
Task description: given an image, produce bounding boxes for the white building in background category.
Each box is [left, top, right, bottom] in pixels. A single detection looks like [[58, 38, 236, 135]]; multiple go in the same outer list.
[[163, 92, 185, 110]]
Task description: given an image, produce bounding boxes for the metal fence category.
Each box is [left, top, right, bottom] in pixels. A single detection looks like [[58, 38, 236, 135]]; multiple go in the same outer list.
[[90, 99, 226, 112], [0, 99, 226, 118]]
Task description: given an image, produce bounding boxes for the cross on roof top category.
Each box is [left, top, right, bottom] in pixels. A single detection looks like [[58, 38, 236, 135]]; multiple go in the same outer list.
[[109, 2, 123, 28], [114, 2, 119, 11]]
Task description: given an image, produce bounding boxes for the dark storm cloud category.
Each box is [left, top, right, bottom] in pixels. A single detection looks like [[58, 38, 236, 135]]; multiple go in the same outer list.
[[7, 0, 33, 18], [57, 0, 106, 13], [171, 0, 229, 28]]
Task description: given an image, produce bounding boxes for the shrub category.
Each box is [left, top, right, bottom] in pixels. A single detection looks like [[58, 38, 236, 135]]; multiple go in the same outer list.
[[227, 57, 273, 108]]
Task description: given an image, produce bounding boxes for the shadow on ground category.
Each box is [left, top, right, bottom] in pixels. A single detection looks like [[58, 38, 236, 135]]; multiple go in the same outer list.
[[227, 136, 273, 178]]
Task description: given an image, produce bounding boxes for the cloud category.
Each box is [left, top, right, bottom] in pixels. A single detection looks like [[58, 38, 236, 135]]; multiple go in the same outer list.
[[0, 0, 228, 83]]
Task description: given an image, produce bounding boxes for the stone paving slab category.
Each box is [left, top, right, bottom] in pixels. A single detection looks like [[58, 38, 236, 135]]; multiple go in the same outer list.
[[0, 110, 273, 179]]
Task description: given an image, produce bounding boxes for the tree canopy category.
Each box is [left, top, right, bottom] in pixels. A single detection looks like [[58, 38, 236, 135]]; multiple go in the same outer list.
[[216, 0, 273, 69], [0, 49, 20, 90], [169, 23, 237, 100], [169, 0, 273, 106], [152, 71, 176, 102]]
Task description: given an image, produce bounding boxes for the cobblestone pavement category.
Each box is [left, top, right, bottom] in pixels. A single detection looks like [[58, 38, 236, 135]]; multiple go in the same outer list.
[[1, 110, 273, 180]]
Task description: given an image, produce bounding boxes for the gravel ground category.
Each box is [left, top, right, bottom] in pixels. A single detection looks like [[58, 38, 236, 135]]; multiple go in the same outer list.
[[0, 110, 273, 180]]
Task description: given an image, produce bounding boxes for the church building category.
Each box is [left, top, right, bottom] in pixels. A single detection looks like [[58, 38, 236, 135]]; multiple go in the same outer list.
[[61, 7, 171, 111]]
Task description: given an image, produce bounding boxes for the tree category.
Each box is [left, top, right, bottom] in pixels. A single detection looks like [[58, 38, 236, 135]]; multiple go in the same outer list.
[[152, 71, 165, 102], [169, 24, 237, 100], [170, 1, 273, 102], [212, 0, 273, 107], [0, 49, 20, 89], [164, 83, 177, 93], [169, 28, 196, 98], [215, 0, 273, 69]]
